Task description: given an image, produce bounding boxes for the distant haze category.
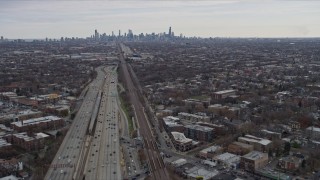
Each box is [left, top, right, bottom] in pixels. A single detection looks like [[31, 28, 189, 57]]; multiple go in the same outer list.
[[1, 1, 320, 39]]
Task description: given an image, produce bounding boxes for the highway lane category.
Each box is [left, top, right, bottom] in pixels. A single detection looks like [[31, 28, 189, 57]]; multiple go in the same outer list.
[[119, 43, 169, 180], [45, 67, 106, 180], [84, 66, 121, 180]]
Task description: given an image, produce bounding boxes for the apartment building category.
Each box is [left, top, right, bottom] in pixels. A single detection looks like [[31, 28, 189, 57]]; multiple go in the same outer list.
[[240, 151, 268, 172], [184, 124, 214, 142], [11, 116, 64, 132], [213, 90, 236, 100]]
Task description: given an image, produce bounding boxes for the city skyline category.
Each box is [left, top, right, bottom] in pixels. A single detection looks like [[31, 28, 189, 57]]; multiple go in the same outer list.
[[1, 1, 320, 39]]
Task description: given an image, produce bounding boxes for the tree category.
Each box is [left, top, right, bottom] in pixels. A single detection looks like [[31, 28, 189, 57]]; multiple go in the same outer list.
[[292, 141, 300, 149], [56, 131, 62, 137], [16, 88, 21, 96], [60, 109, 69, 117], [70, 111, 77, 120], [276, 148, 281, 157], [284, 142, 291, 154], [298, 100, 302, 108], [268, 149, 273, 157], [301, 159, 306, 168]]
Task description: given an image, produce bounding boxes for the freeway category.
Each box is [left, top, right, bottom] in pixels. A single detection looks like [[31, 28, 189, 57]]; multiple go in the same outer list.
[[119, 43, 169, 180], [45, 67, 107, 180], [83, 66, 122, 180]]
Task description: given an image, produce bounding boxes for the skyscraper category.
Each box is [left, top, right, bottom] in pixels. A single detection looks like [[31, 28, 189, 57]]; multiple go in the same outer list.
[[119, 30, 121, 37], [128, 29, 133, 39], [94, 29, 99, 40], [169, 26, 172, 37]]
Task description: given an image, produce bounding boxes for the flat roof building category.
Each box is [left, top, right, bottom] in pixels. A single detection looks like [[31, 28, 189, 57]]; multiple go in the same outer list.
[[0, 138, 12, 149], [4, 132, 48, 151], [306, 126, 320, 140], [171, 132, 193, 152], [185, 166, 219, 180], [163, 116, 184, 133], [178, 112, 210, 123], [214, 152, 241, 169], [228, 141, 254, 155], [11, 116, 63, 132], [170, 158, 187, 168], [240, 151, 268, 172], [238, 134, 272, 152], [184, 124, 214, 142], [198, 145, 222, 159], [213, 90, 236, 100]]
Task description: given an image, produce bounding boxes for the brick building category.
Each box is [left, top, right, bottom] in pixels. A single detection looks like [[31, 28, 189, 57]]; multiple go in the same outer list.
[[171, 132, 193, 152], [238, 134, 272, 152], [4, 132, 49, 151], [162, 116, 185, 133], [228, 141, 254, 155], [240, 151, 268, 172], [278, 156, 303, 171], [196, 122, 227, 136], [213, 90, 236, 100], [198, 145, 222, 159], [11, 116, 64, 132]]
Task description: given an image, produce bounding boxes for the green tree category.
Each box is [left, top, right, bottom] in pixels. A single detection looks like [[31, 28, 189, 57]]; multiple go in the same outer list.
[[292, 141, 300, 148]]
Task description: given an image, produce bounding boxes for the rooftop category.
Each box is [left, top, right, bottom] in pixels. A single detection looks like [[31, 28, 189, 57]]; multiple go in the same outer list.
[[0, 124, 13, 132], [0, 138, 11, 148], [213, 89, 236, 95], [231, 141, 254, 149], [261, 129, 281, 135], [0, 175, 19, 180], [185, 124, 213, 132], [171, 131, 192, 144], [200, 145, 221, 154], [12, 132, 35, 141], [279, 156, 302, 164], [11, 116, 61, 127], [163, 116, 180, 122], [306, 126, 320, 132], [171, 158, 187, 167], [185, 166, 219, 180], [243, 151, 268, 161], [17, 109, 41, 115], [239, 134, 272, 146], [215, 152, 240, 163], [178, 112, 209, 119], [208, 104, 223, 108], [35, 132, 49, 139], [0, 92, 17, 97], [163, 116, 181, 127]]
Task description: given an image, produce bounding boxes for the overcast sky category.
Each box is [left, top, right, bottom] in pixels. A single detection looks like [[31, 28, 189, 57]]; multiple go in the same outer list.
[[1, 1, 320, 39]]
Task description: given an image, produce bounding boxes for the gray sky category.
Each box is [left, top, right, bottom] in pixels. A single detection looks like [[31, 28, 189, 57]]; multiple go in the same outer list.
[[1, 1, 320, 39]]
